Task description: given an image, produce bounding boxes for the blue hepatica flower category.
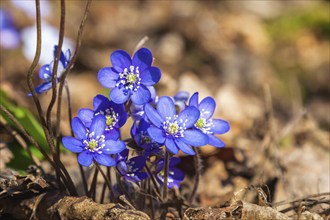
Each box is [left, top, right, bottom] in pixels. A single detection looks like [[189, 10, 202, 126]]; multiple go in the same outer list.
[[130, 86, 157, 121], [62, 114, 126, 167], [131, 118, 162, 157], [98, 48, 161, 105], [145, 96, 208, 155], [189, 92, 230, 147], [0, 9, 20, 49], [155, 157, 184, 189], [173, 91, 189, 112], [78, 95, 128, 140], [29, 45, 71, 95], [115, 149, 148, 182]]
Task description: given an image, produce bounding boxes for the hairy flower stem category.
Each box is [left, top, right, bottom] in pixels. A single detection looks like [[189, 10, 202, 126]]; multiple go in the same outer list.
[[189, 147, 201, 205], [88, 167, 99, 199], [95, 163, 115, 202], [26, 0, 46, 127], [148, 179, 155, 220], [116, 172, 136, 208], [145, 165, 162, 201], [100, 168, 111, 203], [56, 0, 93, 136], [46, 0, 66, 134], [163, 151, 170, 201], [78, 159, 88, 195]]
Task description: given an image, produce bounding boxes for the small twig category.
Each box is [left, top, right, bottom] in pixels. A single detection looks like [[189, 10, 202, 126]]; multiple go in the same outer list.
[[163, 151, 170, 201], [273, 192, 330, 207], [189, 147, 201, 205]]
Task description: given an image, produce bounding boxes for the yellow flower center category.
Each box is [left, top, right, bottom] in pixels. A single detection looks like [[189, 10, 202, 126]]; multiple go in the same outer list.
[[195, 118, 206, 129], [168, 123, 179, 135], [106, 115, 113, 126], [88, 140, 98, 150], [126, 73, 137, 84]]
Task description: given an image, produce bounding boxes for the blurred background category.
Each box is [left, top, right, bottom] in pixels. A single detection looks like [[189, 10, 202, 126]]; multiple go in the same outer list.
[[1, 0, 329, 209]]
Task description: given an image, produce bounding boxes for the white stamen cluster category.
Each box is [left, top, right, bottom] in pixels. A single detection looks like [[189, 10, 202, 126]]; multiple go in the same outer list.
[[116, 65, 141, 91], [195, 108, 214, 134], [96, 108, 119, 131], [162, 115, 187, 138], [83, 131, 106, 154], [157, 170, 174, 183]]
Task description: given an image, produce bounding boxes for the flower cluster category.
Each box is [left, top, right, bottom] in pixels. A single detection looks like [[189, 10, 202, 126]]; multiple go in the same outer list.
[[59, 47, 230, 189]]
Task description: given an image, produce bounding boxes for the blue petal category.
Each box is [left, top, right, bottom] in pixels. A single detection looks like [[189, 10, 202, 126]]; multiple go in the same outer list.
[[199, 97, 216, 120], [175, 139, 195, 155], [35, 81, 53, 94], [134, 172, 148, 181], [117, 161, 127, 175], [78, 151, 93, 166], [211, 119, 230, 134], [169, 157, 181, 166], [78, 108, 94, 127], [117, 111, 128, 128], [189, 92, 199, 107], [208, 134, 225, 148], [147, 86, 157, 101], [165, 138, 179, 154], [90, 114, 106, 137], [102, 139, 126, 154], [93, 94, 110, 110], [140, 67, 161, 86], [169, 167, 185, 181], [181, 130, 208, 146], [157, 96, 175, 120], [116, 148, 129, 162], [144, 103, 163, 128], [174, 91, 189, 102], [147, 127, 165, 144], [110, 50, 132, 72], [62, 137, 83, 153], [98, 67, 119, 89], [104, 128, 120, 140], [71, 117, 87, 140], [131, 121, 138, 142], [65, 49, 71, 65], [128, 156, 146, 171], [131, 85, 151, 105], [132, 48, 152, 72], [110, 87, 130, 104], [93, 154, 116, 166], [38, 64, 52, 80], [177, 106, 200, 128]]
